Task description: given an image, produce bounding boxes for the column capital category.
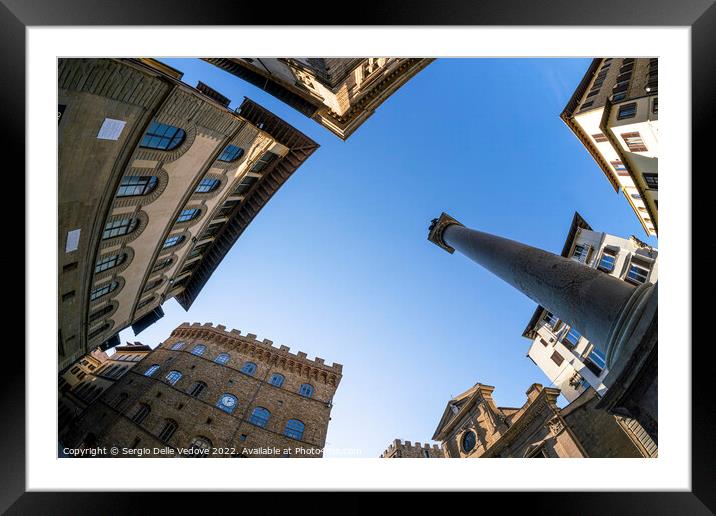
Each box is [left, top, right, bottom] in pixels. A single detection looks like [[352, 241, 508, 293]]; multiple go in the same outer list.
[[428, 212, 464, 254]]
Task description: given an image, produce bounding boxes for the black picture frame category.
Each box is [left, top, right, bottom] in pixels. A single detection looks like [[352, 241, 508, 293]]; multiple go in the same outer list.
[[8, 0, 709, 512]]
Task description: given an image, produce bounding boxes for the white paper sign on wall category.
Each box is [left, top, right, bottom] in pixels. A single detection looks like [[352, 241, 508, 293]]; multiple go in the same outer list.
[[66, 229, 81, 253], [97, 118, 127, 141]]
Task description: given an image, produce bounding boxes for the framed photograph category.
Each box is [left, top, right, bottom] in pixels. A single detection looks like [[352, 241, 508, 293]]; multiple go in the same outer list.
[[9, 0, 709, 511]]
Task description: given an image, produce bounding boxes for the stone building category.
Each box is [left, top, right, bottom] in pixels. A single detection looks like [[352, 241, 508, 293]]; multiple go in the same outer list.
[[63, 322, 343, 458], [379, 439, 443, 458], [59, 343, 151, 445], [58, 58, 318, 371], [204, 58, 433, 139], [431, 382, 652, 458], [521, 212, 658, 403], [561, 57, 658, 236]]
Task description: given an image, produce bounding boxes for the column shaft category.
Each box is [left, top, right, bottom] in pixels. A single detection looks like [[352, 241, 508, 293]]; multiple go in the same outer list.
[[442, 224, 636, 355]]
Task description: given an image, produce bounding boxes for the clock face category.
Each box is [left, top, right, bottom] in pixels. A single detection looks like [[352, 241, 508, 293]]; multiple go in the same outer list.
[[221, 396, 236, 407]]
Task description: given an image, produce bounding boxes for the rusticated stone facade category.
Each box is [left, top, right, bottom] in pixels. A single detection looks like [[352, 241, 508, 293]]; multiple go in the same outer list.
[[59, 343, 151, 447], [63, 322, 342, 458], [380, 439, 443, 458]]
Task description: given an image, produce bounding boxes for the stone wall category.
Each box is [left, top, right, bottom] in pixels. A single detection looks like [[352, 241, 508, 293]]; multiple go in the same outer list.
[[63, 323, 342, 458], [561, 389, 648, 458], [380, 439, 443, 458]]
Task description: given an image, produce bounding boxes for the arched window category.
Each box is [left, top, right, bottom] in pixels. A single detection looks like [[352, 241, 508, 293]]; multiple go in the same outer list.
[[102, 217, 139, 240], [176, 208, 200, 223], [144, 364, 160, 377], [218, 144, 245, 162], [113, 392, 129, 409], [298, 383, 314, 398], [214, 353, 230, 365], [162, 235, 185, 249], [187, 381, 207, 398], [195, 178, 220, 193], [269, 373, 285, 387], [131, 403, 150, 424], [140, 121, 185, 151], [151, 257, 173, 273], [73, 382, 89, 398], [190, 344, 206, 356], [170, 342, 184, 350], [216, 393, 238, 414], [284, 419, 305, 440], [112, 366, 129, 379], [241, 362, 257, 376], [188, 436, 212, 457], [250, 151, 278, 173], [88, 323, 110, 340], [86, 385, 104, 402], [94, 253, 126, 274], [90, 281, 118, 301], [103, 365, 120, 378], [143, 278, 163, 292], [116, 176, 158, 197], [89, 304, 114, 323], [158, 419, 178, 443], [136, 296, 155, 310], [165, 370, 182, 385], [249, 407, 270, 428], [233, 175, 258, 195]]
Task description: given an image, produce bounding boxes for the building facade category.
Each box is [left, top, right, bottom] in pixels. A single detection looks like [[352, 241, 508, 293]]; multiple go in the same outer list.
[[204, 58, 434, 139], [58, 58, 318, 371], [59, 343, 151, 445], [62, 322, 343, 458], [380, 439, 443, 458], [431, 382, 651, 458], [521, 212, 658, 403], [561, 57, 658, 236]]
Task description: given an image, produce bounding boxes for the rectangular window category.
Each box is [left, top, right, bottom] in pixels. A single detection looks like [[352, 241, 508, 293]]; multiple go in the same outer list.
[[610, 160, 629, 176], [234, 175, 259, 196], [612, 82, 629, 94], [626, 259, 651, 285], [550, 351, 564, 367], [652, 98, 658, 114], [621, 132, 648, 152], [572, 244, 589, 263], [586, 347, 607, 374], [580, 101, 594, 110], [643, 173, 658, 190], [592, 133, 608, 143], [250, 151, 278, 173], [617, 103, 637, 120], [615, 71, 632, 84], [612, 92, 627, 102], [598, 250, 617, 273], [539, 338, 549, 347], [543, 311, 559, 328], [563, 327, 582, 347]]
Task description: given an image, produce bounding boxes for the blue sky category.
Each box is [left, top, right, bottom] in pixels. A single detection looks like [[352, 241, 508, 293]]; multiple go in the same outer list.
[[119, 58, 658, 457]]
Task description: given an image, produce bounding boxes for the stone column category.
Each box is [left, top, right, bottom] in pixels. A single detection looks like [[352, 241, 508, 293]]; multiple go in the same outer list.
[[428, 213, 658, 441]]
